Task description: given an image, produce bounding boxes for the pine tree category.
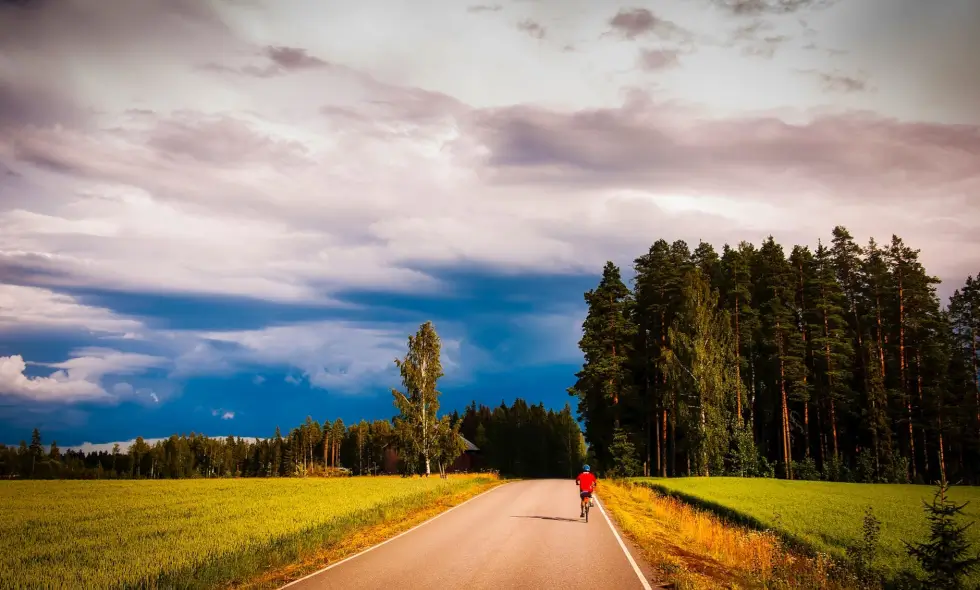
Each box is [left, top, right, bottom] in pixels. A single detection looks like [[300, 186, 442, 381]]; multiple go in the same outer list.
[[569, 261, 634, 472], [755, 237, 798, 478], [905, 480, 980, 589], [663, 267, 737, 476], [808, 240, 854, 470]]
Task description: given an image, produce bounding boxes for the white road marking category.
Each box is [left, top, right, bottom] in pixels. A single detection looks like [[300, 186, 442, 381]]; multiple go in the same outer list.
[[595, 494, 654, 590], [279, 482, 509, 589]]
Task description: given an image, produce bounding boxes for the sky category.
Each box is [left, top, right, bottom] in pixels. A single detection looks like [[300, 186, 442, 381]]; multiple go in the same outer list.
[[1, 0, 978, 449]]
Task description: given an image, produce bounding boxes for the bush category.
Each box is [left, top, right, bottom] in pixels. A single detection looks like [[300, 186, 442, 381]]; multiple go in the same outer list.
[[793, 457, 821, 481], [607, 428, 641, 478], [846, 506, 883, 588]]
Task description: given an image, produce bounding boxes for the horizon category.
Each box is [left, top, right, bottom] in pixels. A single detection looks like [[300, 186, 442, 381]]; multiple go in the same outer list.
[[2, 0, 979, 448]]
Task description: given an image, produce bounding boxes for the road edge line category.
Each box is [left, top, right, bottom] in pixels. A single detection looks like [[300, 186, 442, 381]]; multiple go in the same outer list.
[[595, 494, 654, 590], [279, 480, 509, 589]]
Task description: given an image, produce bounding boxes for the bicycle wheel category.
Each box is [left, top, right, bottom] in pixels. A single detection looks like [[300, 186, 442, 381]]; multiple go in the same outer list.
[[584, 500, 589, 522]]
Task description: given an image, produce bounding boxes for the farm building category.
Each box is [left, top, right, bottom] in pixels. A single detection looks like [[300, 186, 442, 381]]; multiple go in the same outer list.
[[381, 436, 482, 474]]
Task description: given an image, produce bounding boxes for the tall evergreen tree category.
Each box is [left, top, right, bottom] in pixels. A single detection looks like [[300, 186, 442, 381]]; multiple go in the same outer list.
[[569, 261, 634, 472], [662, 268, 737, 476]]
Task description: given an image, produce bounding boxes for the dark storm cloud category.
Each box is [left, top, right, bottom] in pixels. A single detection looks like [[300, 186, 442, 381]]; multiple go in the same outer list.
[[466, 95, 980, 205]]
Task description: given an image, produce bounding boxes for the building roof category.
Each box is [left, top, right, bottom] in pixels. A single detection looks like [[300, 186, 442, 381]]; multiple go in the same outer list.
[[461, 436, 479, 452]]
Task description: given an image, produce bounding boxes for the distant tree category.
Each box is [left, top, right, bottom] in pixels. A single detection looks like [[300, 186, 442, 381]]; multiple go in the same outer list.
[[392, 321, 444, 476], [431, 416, 466, 478]]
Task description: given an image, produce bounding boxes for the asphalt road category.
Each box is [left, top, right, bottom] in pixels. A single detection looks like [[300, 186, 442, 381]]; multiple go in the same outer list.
[[284, 479, 657, 590]]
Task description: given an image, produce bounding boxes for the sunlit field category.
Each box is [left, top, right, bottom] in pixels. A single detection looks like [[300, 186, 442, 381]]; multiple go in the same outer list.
[[634, 477, 980, 583], [0, 475, 496, 589]]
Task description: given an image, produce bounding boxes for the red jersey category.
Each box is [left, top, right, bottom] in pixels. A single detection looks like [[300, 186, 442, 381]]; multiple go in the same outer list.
[[576, 471, 597, 492]]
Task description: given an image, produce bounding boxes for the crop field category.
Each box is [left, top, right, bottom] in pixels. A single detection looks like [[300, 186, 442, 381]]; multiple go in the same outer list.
[[634, 477, 980, 583], [0, 475, 496, 589]]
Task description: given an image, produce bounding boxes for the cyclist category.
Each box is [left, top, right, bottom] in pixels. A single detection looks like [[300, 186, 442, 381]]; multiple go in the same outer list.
[[575, 464, 597, 517]]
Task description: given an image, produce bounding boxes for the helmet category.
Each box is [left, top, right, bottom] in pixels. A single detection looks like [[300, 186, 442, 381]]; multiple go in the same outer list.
[[583, 464, 591, 472]]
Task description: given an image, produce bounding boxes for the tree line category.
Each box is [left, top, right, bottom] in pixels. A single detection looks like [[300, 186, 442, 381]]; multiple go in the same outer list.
[[570, 226, 980, 484], [1, 321, 587, 480], [456, 400, 586, 478]]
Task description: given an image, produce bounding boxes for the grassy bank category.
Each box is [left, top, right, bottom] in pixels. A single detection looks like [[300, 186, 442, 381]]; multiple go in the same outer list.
[[0, 474, 500, 589], [601, 480, 847, 589], [633, 477, 980, 585]]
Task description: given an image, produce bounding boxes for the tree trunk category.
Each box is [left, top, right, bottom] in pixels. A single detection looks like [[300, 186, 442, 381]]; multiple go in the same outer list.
[[661, 408, 668, 477], [777, 320, 792, 480], [972, 326, 980, 444], [917, 351, 929, 476], [821, 306, 839, 458], [898, 269, 915, 480], [735, 297, 743, 424]]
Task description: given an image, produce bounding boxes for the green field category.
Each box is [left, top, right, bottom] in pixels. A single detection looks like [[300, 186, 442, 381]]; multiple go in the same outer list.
[[0, 476, 495, 589], [635, 477, 980, 583]]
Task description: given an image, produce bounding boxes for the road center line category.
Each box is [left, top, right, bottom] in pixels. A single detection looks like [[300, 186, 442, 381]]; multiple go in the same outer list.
[[279, 481, 509, 589], [596, 494, 654, 590]]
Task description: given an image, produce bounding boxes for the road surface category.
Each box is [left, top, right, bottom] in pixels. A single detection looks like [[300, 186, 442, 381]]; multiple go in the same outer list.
[[284, 479, 659, 590]]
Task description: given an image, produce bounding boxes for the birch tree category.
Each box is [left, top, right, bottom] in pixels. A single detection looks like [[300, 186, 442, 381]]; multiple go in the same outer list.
[[392, 321, 444, 476]]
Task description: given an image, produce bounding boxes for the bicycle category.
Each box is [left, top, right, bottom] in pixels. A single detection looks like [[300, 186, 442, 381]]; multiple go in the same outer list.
[[581, 491, 594, 522]]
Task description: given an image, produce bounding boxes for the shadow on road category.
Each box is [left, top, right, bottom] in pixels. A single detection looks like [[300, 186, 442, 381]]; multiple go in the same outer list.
[[511, 515, 583, 523]]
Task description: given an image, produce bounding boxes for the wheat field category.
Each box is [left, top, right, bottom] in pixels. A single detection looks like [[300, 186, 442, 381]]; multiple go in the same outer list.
[[0, 475, 495, 589]]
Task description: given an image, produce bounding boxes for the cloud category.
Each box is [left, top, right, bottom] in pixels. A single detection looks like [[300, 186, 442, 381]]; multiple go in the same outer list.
[[637, 49, 681, 71], [467, 95, 980, 209], [1, 0, 978, 330], [149, 392, 160, 403], [803, 70, 869, 93], [222, 411, 235, 420], [607, 8, 692, 43], [252, 375, 266, 385], [0, 285, 143, 335], [202, 45, 331, 78], [172, 320, 435, 393], [0, 355, 107, 402], [0, 348, 164, 403], [112, 382, 134, 395], [710, 0, 838, 16], [467, 4, 501, 13], [516, 19, 546, 39]]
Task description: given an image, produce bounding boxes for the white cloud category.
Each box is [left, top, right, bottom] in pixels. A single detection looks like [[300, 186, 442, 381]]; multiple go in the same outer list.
[[0, 355, 107, 402], [112, 382, 134, 395], [252, 375, 266, 385], [222, 411, 235, 420], [1, 0, 975, 314], [0, 285, 143, 335], [178, 320, 424, 392], [0, 349, 168, 403]]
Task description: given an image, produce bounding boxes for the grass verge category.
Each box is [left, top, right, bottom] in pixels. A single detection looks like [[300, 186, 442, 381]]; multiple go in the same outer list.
[[600, 480, 851, 589], [633, 477, 980, 586]]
